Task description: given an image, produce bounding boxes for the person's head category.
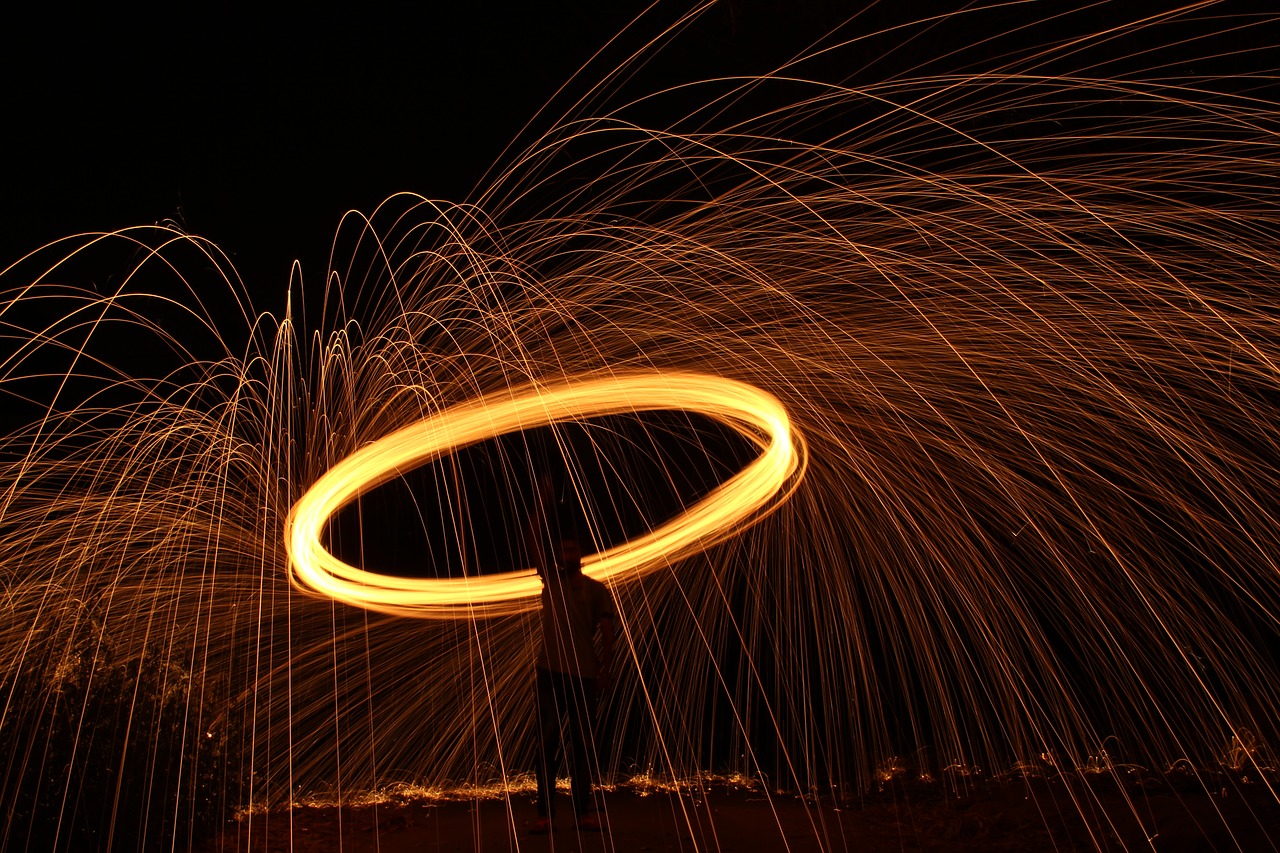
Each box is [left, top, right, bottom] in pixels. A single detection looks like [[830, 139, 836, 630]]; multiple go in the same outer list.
[[554, 538, 583, 575]]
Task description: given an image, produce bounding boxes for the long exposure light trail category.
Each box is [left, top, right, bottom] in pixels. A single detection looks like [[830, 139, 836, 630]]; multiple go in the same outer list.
[[2, 3, 1279, 850], [286, 370, 803, 617]]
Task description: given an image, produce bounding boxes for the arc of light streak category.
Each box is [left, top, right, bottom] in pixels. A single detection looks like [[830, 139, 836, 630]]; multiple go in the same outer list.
[[286, 371, 804, 618]]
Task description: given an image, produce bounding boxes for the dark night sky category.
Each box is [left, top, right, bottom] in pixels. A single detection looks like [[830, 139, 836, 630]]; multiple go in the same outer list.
[[1, 1, 857, 307], [2, 3, 640, 304], [5, 1, 1272, 307]]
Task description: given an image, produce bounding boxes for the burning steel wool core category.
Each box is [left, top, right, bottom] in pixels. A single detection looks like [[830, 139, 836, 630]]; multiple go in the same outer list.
[[286, 371, 804, 618]]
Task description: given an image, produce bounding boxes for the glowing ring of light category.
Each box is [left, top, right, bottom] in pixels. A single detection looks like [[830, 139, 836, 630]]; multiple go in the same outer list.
[[286, 371, 803, 619]]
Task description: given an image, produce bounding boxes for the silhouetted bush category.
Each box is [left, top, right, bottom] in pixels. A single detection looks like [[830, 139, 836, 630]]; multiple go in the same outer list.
[[0, 628, 238, 852]]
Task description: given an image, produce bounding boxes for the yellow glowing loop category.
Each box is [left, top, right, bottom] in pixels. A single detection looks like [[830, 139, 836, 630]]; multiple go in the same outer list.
[[286, 371, 804, 619]]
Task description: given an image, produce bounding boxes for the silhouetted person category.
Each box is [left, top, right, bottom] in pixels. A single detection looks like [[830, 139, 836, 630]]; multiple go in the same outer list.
[[530, 534, 616, 834]]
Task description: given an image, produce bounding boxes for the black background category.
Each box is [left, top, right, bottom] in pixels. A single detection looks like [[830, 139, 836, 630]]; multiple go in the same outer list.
[[9, 1, 1272, 308], [3, 1, 854, 307]]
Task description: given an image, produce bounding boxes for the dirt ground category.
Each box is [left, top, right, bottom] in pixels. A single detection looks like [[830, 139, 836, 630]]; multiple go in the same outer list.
[[193, 771, 1279, 853]]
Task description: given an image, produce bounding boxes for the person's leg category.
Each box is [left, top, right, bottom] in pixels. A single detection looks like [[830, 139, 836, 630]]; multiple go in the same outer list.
[[534, 669, 561, 820], [566, 675, 598, 819]]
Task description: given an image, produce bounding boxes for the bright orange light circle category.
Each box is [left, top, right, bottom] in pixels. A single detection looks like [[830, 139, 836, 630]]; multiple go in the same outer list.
[[285, 371, 803, 618]]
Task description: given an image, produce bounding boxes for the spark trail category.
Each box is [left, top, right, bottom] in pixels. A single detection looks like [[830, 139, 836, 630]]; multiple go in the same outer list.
[[1, 3, 1279, 850]]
